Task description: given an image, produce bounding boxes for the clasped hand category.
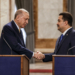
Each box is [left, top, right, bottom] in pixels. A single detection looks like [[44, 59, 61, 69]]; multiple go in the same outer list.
[[33, 51, 45, 60]]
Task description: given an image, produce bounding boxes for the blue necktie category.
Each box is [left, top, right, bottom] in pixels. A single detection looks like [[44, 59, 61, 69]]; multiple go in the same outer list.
[[59, 34, 63, 44]]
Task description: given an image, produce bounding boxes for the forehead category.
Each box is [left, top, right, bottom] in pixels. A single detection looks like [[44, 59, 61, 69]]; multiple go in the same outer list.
[[23, 12, 29, 17], [58, 15, 63, 20]]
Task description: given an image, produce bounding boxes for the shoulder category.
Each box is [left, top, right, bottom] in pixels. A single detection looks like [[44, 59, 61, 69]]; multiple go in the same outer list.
[[71, 28, 75, 34], [1, 21, 15, 34], [69, 28, 75, 38], [3, 21, 14, 30], [68, 28, 75, 35]]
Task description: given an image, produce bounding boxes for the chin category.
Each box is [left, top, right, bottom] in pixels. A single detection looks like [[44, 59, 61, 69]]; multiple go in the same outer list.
[[21, 26, 24, 28], [58, 29, 60, 31], [22, 26, 25, 28]]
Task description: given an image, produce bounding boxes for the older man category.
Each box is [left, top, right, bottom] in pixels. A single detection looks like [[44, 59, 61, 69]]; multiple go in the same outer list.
[[0, 8, 38, 59]]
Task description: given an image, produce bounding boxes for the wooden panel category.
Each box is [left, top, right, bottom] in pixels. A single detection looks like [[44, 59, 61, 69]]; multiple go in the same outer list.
[[36, 39, 57, 48], [52, 56, 55, 75], [21, 55, 29, 75], [53, 55, 75, 57], [0, 55, 25, 57], [23, 56, 29, 75], [63, 0, 67, 11], [21, 56, 23, 75], [0, 55, 29, 60]]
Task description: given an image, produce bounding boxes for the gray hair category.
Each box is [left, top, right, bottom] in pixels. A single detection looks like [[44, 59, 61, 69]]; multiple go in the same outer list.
[[14, 8, 29, 19]]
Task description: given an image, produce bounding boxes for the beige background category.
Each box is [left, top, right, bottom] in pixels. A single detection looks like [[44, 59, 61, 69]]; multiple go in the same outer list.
[[0, 0, 15, 36], [38, 0, 63, 39]]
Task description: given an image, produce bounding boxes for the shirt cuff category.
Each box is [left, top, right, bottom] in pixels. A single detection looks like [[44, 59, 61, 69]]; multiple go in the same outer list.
[[32, 52, 34, 57]]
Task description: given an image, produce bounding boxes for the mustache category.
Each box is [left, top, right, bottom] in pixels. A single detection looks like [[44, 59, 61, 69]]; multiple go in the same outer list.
[[57, 24, 59, 27]]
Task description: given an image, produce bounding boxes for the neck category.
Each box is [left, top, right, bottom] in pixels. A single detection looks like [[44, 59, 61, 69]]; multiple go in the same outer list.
[[61, 25, 72, 33]]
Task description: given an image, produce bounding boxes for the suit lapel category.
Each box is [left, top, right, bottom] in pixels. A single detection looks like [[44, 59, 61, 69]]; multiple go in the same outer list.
[[54, 38, 60, 53], [11, 21, 25, 46], [56, 28, 73, 53], [57, 34, 68, 49]]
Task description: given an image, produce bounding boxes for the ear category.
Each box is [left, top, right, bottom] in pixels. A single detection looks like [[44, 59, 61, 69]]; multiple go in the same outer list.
[[16, 15, 20, 21], [65, 21, 68, 25]]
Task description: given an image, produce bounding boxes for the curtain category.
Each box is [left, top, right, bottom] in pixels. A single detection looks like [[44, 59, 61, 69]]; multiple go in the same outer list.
[[67, 0, 75, 29], [15, 0, 35, 63]]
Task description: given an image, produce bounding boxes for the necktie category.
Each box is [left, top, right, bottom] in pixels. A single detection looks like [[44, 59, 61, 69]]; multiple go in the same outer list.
[[19, 29, 20, 33], [20, 30, 24, 45], [59, 34, 63, 44]]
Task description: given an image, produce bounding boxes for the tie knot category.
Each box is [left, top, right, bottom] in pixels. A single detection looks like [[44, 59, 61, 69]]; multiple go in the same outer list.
[[19, 29, 20, 33], [61, 34, 63, 38]]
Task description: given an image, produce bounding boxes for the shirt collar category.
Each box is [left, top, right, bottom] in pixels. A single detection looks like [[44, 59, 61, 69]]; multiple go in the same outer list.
[[62, 27, 72, 36], [13, 20, 20, 30]]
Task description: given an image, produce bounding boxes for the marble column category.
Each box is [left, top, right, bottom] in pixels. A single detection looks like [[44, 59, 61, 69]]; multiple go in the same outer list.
[[0, 0, 15, 36]]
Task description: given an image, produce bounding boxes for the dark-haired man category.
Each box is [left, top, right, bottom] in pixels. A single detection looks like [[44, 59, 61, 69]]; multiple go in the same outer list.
[[37, 12, 75, 62]]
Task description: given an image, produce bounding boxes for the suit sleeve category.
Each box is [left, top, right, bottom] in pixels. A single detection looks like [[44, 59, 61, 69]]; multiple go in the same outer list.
[[43, 52, 54, 62], [2, 25, 33, 59]]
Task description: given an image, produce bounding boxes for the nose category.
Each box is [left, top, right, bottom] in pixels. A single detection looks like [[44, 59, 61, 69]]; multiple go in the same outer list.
[[57, 22, 58, 25]]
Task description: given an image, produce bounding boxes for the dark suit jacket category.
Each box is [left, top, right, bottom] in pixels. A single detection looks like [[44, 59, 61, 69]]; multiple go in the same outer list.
[[43, 28, 75, 62], [0, 20, 33, 59]]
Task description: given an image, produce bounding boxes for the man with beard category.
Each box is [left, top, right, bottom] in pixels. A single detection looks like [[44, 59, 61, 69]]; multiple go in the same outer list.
[[36, 12, 75, 62]]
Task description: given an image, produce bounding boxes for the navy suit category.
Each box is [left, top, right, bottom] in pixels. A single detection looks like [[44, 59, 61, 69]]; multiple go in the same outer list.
[[0, 20, 33, 59], [43, 28, 75, 62]]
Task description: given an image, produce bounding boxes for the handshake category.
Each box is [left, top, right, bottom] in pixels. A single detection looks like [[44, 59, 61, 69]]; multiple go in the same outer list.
[[33, 51, 45, 60]]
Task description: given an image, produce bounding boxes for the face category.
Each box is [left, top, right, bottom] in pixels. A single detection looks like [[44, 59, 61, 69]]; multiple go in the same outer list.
[[57, 15, 66, 33], [17, 12, 29, 28]]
